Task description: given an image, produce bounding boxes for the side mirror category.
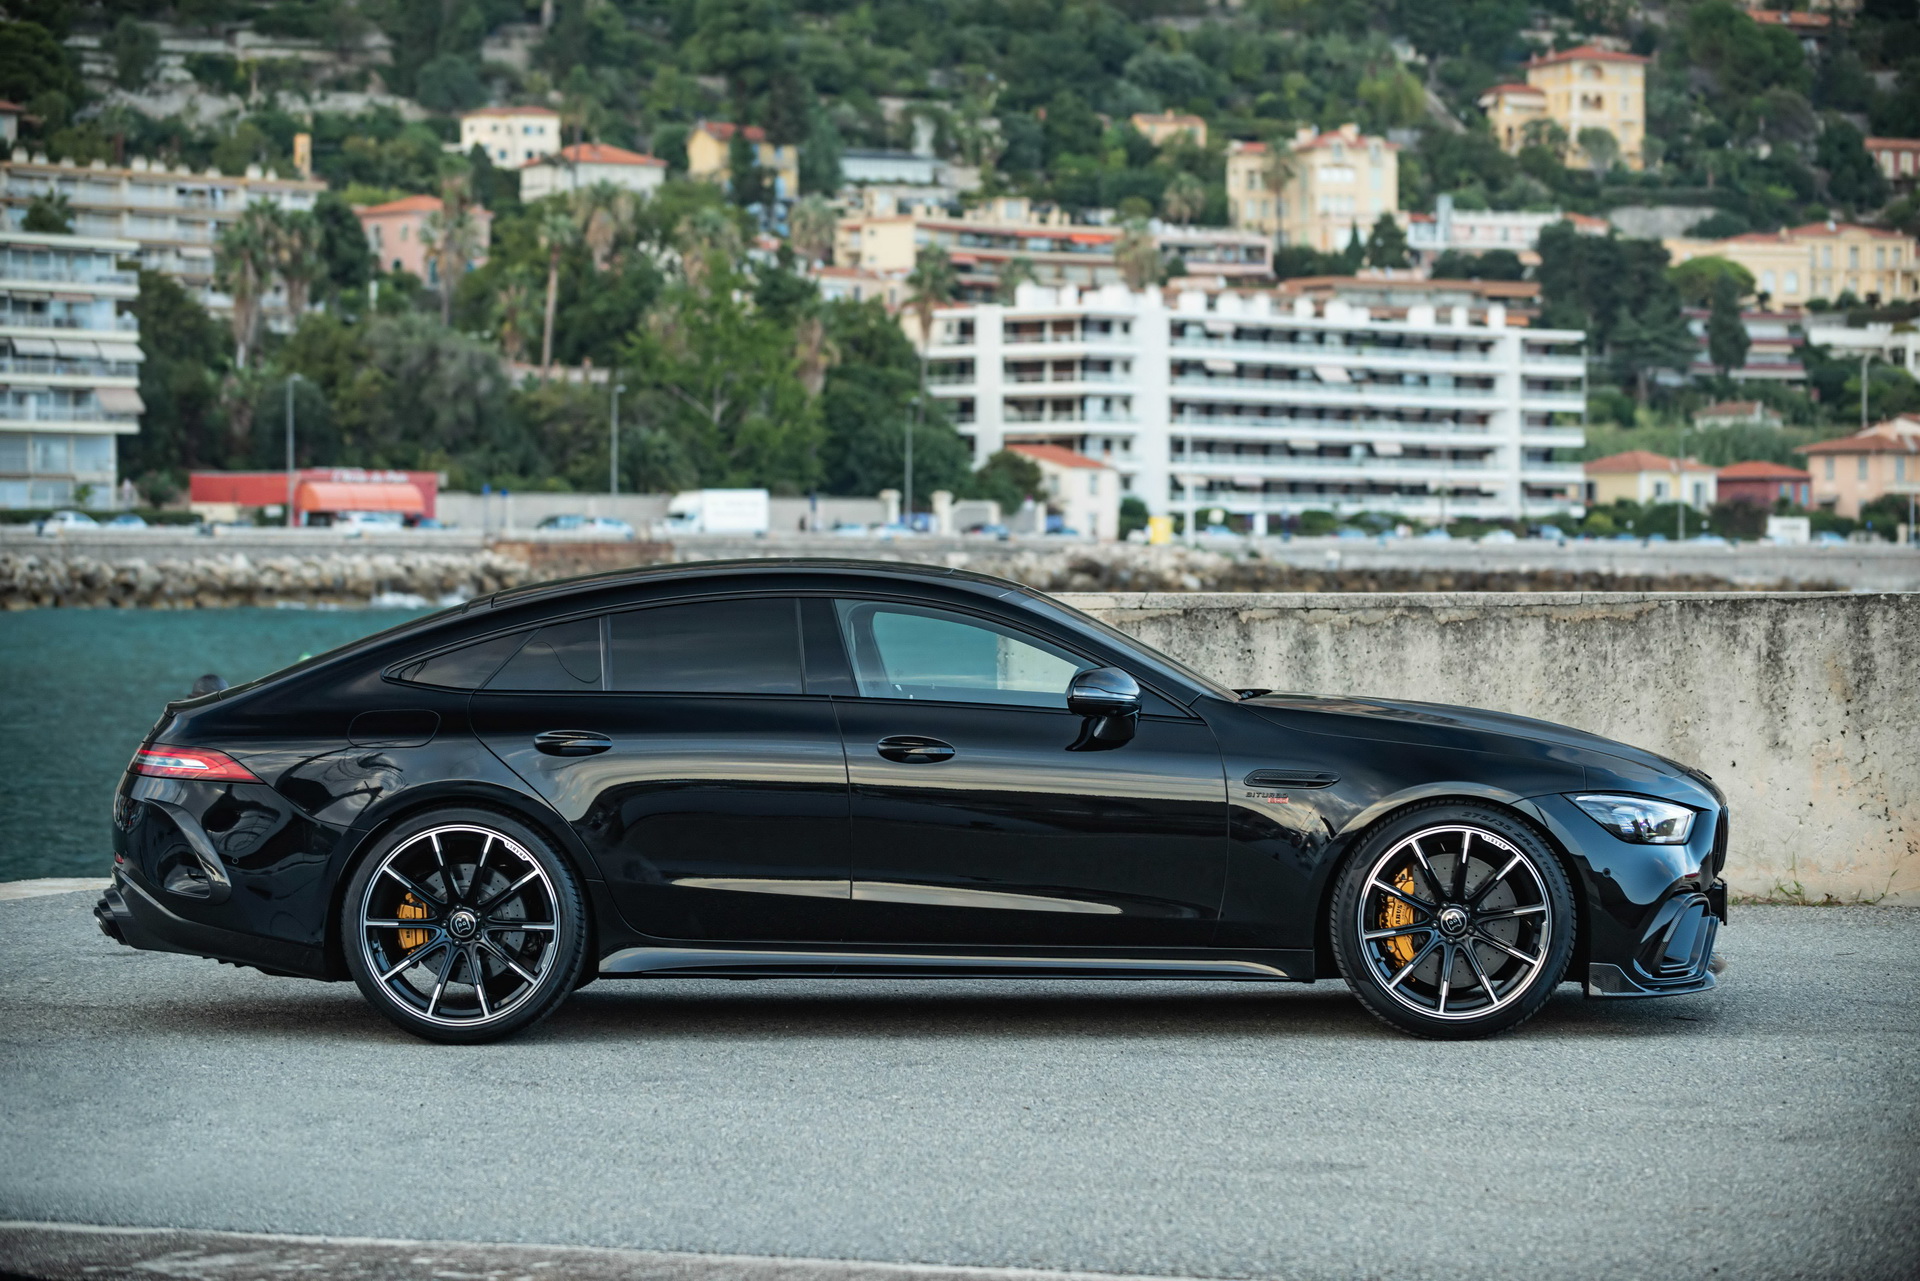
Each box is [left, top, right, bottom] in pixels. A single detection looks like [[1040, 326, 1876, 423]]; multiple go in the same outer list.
[[1067, 666, 1141, 718], [1067, 667, 1140, 749]]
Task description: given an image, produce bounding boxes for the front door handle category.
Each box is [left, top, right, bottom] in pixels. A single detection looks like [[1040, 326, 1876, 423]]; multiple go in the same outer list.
[[876, 735, 955, 764], [534, 730, 613, 756]]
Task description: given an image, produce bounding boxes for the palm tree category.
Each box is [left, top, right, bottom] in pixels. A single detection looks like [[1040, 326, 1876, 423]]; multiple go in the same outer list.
[[271, 209, 325, 320], [1114, 219, 1161, 291], [676, 206, 742, 293], [214, 204, 278, 369], [903, 245, 957, 521], [793, 313, 839, 398], [424, 175, 483, 325], [572, 182, 636, 273], [995, 255, 1036, 303], [1263, 141, 1297, 211], [1161, 170, 1206, 225], [494, 270, 540, 363], [536, 200, 579, 375], [788, 194, 835, 266]]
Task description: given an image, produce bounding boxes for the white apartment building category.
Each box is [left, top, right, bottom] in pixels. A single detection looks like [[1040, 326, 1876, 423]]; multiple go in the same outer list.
[[0, 152, 325, 318], [460, 107, 562, 169], [0, 229, 143, 509], [923, 282, 1586, 528]]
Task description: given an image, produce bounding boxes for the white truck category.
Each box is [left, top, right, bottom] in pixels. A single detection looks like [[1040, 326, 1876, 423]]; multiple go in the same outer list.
[[663, 489, 770, 535]]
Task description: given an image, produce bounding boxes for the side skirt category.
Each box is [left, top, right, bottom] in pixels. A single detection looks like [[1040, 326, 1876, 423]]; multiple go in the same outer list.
[[598, 946, 1313, 981]]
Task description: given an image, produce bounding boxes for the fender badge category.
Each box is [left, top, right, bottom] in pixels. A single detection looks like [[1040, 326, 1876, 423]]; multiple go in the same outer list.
[[1246, 791, 1291, 804]]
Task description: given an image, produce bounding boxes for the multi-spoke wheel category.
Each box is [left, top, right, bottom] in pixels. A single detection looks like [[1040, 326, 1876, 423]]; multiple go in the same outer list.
[[342, 808, 586, 1044], [1332, 804, 1575, 1039]]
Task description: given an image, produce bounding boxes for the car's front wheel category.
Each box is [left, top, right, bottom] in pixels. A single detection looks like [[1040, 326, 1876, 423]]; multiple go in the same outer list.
[[1331, 803, 1575, 1039], [342, 807, 587, 1044]]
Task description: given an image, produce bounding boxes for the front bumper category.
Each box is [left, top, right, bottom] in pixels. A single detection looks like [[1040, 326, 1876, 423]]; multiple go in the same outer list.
[[1585, 883, 1722, 997]]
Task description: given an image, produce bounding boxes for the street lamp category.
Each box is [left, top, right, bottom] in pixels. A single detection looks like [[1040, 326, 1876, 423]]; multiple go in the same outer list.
[[284, 373, 303, 528], [609, 381, 626, 498]]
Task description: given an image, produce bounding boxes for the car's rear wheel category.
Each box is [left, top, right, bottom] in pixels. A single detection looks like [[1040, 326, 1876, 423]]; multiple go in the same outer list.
[[1331, 803, 1575, 1039], [341, 807, 587, 1044]]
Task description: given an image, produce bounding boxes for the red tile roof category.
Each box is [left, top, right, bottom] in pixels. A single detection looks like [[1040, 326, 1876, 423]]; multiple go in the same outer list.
[[1528, 44, 1650, 68], [1007, 443, 1108, 470], [1584, 450, 1716, 474], [531, 143, 666, 168], [698, 121, 768, 143], [355, 194, 443, 216], [1293, 130, 1400, 153], [1718, 460, 1810, 480], [1478, 83, 1544, 98], [1798, 420, 1920, 455]]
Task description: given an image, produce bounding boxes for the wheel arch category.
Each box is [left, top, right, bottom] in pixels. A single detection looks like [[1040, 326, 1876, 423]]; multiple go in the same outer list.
[[1310, 789, 1591, 982], [320, 782, 601, 981]]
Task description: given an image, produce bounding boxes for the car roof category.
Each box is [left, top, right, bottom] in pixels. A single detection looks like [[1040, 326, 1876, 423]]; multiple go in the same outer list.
[[481, 557, 1014, 611]]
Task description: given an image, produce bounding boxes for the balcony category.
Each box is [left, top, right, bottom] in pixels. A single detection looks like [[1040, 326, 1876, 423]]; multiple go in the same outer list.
[[0, 264, 139, 288], [0, 357, 141, 380], [1175, 453, 1495, 475], [1173, 374, 1497, 402], [1173, 412, 1492, 436], [0, 312, 139, 332], [1171, 333, 1503, 366], [1005, 408, 1136, 425], [0, 405, 140, 426]]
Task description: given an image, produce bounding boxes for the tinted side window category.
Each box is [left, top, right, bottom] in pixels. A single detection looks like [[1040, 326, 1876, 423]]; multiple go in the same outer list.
[[396, 631, 526, 689], [485, 617, 603, 691], [610, 598, 803, 694], [834, 600, 1083, 708]]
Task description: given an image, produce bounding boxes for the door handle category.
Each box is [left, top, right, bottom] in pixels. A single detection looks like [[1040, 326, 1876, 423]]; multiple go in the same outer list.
[[876, 735, 955, 764], [534, 730, 613, 756]]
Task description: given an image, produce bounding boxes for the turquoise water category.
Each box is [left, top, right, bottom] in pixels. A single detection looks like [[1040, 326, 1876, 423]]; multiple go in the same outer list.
[[0, 608, 424, 881]]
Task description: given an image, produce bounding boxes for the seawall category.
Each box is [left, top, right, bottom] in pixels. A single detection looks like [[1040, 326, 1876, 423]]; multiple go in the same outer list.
[[1061, 592, 1920, 905]]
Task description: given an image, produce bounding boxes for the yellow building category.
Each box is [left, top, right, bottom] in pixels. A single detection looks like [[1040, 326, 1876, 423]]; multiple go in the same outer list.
[[1584, 451, 1718, 510], [1227, 124, 1399, 251], [1480, 45, 1648, 171], [1129, 111, 1207, 149], [686, 122, 800, 201], [459, 106, 561, 169], [1665, 222, 1920, 308]]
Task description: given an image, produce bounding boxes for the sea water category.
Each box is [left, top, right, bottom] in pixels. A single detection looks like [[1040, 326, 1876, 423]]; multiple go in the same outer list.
[[0, 607, 425, 880]]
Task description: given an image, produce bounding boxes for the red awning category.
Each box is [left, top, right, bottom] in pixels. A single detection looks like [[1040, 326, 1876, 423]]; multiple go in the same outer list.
[[296, 481, 426, 514]]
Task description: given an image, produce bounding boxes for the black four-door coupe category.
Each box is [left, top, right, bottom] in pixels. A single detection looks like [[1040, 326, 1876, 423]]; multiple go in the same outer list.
[[100, 560, 1726, 1042]]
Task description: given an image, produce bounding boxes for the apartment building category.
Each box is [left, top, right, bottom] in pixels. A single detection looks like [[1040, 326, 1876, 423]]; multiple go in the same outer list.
[[0, 229, 143, 509], [687, 122, 799, 202], [920, 281, 1586, 530], [0, 151, 324, 318], [1799, 416, 1920, 518], [1227, 125, 1400, 250], [1665, 222, 1920, 308], [835, 198, 1271, 299], [1518, 45, 1649, 171], [459, 107, 561, 169]]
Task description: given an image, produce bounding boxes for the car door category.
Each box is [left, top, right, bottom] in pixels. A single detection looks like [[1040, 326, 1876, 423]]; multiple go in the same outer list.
[[469, 596, 851, 943], [828, 597, 1229, 949]]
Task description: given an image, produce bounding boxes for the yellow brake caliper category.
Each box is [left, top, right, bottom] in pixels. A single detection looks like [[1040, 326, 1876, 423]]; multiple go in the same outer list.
[[1381, 868, 1418, 967], [396, 893, 430, 952]]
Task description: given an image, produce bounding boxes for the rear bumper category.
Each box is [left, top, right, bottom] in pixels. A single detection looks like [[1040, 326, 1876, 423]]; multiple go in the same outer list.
[[95, 867, 328, 979]]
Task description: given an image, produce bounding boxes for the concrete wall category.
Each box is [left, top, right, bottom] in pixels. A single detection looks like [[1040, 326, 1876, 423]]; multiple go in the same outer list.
[[1062, 592, 1920, 904]]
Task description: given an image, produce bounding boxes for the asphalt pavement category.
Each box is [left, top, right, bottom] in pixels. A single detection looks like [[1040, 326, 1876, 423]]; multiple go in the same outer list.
[[1, 890, 1915, 1281]]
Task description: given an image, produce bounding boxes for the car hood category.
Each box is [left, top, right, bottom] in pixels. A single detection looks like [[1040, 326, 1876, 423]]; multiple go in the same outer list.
[[1241, 692, 1719, 801]]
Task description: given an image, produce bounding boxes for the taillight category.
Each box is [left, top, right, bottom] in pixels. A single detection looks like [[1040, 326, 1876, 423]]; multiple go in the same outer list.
[[130, 747, 261, 782]]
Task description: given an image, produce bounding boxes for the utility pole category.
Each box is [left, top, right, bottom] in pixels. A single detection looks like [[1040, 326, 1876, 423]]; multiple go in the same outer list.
[[284, 373, 302, 528], [609, 381, 625, 498], [1673, 423, 1687, 541], [903, 414, 914, 530]]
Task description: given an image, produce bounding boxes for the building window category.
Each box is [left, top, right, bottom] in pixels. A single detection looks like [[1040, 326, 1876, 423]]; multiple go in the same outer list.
[[1653, 480, 1668, 499], [1825, 457, 1835, 480], [1786, 271, 1799, 293], [1849, 247, 1860, 269], [1859, 456, 1869, 480], [1762, 270, 1775, 293]]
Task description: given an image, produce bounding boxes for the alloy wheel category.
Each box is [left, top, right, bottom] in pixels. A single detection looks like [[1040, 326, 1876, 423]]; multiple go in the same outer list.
[[356, 823, 560, 1029], [1354, 823, 1554, 1021]]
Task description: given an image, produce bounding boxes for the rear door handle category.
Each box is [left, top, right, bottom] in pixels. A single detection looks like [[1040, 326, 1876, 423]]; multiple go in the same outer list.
[[876, 735, 955, 764], [534, 730, 613, 756]]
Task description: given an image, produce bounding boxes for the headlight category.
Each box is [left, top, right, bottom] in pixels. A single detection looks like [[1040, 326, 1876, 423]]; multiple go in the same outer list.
[[1572, 794, 1696, 844]]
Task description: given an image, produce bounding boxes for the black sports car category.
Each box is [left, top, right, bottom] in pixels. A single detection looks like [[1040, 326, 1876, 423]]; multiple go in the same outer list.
[[99, 560, 1726, 1042]]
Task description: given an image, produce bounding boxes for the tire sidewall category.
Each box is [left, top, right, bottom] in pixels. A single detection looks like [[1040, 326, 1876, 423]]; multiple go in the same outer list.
[[341, 805, 587, 1044], [1331, 802, 1577, 1039]]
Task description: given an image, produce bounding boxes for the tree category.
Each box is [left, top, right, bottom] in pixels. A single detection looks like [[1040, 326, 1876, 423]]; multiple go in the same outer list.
[[1576, 127, 1620, 178], [1670, 256, 1756, 309], [108, 17, 159, 90], [1430, 248, 1525, 281], [677, 205, 744, 293], [270, 209, 325, 321], [1817, 118, 1888, 212], [21, 192, 73, 234], [799, 110, 843, 195], [572, 182, 635, 273], [1161, 171, 1206, 225], [1611, 307, 1697, 403], [1114, 219, 1161, 290], [536, 201, 578, 374], [1707, 271, 1751, 379], [788, 194, 835, 266], [1521, 118, 1568, 155], [123, 271, 229, 480], [313, 191, 372, 300], [214, 204, 278, 369], [967, 449, 1045, 514], [996, 256, 1037, 303], [1363, 212, 1409, 270], [819, 298, 971, 499], [493, 270, 541, 363]]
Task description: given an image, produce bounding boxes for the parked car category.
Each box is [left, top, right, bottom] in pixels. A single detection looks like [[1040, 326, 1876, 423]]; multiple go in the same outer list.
[[106, 513, 149, 529], [1478, 529, 1518, 545], [535, 514, 636, 539], [1812, 531, 1848, 547], [333, 511, 406, 531], [36, 509, 99, 534], [99, 561, 1728, 1045], [1418, 528, 1453, 541]]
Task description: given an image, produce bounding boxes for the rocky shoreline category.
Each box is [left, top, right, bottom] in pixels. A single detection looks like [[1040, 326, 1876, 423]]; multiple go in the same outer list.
[[0, 543, 1834, 609]]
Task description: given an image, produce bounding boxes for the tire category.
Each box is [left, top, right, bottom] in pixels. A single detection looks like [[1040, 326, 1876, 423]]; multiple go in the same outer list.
[[1331, 802, 1576, 1040], [341, 806, 588, 1044]]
